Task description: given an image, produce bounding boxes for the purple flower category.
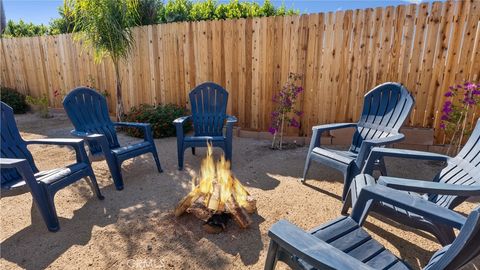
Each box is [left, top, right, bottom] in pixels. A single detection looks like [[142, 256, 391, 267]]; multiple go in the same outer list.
[[271, 111, 279, 117], [441, 114, 449, 121], [444, 91, 453, 97], [465, 82, 477, 92], [440, 123, 446, 129], [294, 87, 304, 94], [472, 90, 480, 96], [268, 127, 277, 135], [289, 118, 300, 128], [464, 97, 476, 105]]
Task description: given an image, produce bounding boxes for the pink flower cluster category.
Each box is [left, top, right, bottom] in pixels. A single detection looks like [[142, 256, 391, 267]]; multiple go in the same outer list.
[[440, 82, 480, 129], [269, 73, 304, 135]]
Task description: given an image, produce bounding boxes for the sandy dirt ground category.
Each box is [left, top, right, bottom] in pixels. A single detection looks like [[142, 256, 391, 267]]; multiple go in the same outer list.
[[1, 112, 479, 270]]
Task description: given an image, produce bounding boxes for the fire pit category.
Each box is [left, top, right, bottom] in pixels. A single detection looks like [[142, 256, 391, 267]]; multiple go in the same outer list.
[[175, 144, 256, 233]]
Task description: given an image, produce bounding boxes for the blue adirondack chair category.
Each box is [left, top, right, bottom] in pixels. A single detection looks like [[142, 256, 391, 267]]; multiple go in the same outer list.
[[173, 82, 237, 170], [344, 118, 480, 245], [265, 184, 480, 270], [0, 102, 104, 232], [63, 87, 162, 190], [302, 82, 414, 201]]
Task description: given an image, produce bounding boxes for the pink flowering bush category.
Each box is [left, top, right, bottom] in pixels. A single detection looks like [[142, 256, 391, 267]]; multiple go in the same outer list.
[[440, 81, 480, 154], [269, 73, 303, 149]]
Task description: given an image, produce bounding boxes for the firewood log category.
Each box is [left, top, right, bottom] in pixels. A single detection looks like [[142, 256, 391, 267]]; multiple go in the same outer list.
[[243, 196, 257, 214], [226, 195, 252, 229], [175, 188, 202, 217]]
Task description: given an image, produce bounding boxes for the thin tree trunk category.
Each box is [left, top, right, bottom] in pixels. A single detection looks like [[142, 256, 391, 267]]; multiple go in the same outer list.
[[279, 114, 285, 150], [113, 59, 124, 121]]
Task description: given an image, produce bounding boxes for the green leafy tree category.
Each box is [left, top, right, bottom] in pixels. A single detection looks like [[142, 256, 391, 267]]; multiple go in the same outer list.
[[74, 0, 138, 120], [2, 19, 49, 38], [128, 0, 164, 26], [164, 0, 192, 23], [49, 0, 76, 35], [189, 0, 216, 21]]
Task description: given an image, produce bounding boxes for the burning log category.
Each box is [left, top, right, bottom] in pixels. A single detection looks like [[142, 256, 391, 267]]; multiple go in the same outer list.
[[175, 143, 256, 231]]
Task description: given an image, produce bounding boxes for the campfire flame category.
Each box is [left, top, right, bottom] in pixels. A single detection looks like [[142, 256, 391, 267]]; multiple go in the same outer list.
[[175, 143, 256, 229], [195, 143, 250, 211]]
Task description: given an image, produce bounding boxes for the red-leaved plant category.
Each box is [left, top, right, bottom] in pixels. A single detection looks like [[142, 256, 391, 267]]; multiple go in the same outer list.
[[269, 73, 303, 149], [440, 81, 480, 155]]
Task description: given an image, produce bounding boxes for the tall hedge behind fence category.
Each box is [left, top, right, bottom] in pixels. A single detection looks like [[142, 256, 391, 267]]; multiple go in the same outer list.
[[1, 0, 479, 142]]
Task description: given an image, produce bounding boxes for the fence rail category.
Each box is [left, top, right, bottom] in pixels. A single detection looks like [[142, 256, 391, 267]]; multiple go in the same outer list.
[[1, 0, 479, 142]]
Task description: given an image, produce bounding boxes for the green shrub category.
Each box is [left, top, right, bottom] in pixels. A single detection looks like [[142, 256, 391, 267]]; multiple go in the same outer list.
[[124, 103, 191, 138], [26, 95, 51, 118], [0, 87, 28, 114]]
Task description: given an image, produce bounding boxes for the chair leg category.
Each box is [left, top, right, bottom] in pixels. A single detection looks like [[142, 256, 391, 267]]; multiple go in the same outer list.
[[191, 147, 195, 155], [111, 161, 124, 190], [342, 169, 354, 202], [104, 155, 124, 190], [341, 189, 352, 215], [433, 224, 456, 246], [264, 241, 279, 270], [225, 144, 232, 167], [151, 149, 163, 173], [43, 190, 60, 232], [301, 154, 312, 183], [88, 172, 105, 200], [376, 158, 387, 176], [178, 146, 185, 170]]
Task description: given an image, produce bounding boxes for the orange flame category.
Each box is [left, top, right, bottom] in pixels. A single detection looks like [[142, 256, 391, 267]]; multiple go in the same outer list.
[[194, 142, 250, 211]]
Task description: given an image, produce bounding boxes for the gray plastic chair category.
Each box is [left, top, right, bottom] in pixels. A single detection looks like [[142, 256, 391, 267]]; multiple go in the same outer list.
[[344, 118, 480, 245], [302, 82, 414, 201], [265, 185, 480, 270]]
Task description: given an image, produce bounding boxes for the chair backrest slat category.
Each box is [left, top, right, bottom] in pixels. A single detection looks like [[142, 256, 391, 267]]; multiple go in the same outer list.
[[1, 102, 38, 186], [63, 87, 120, 153], [424, 206, 480, 269], [350, 83, 414, 153], [189, 82, 228, 137], [429, 119, 480, 207]]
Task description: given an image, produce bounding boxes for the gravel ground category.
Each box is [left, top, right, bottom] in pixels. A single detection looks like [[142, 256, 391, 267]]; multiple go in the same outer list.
[[1, 112, 478, 270]]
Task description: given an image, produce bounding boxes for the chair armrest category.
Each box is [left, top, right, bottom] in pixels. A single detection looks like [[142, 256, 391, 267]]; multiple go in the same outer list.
[[226, 115, 237, 124], [0, 158, 38, 187], [26, 138, 83, 146], [351, 185, 466, 229], [268, 220, 374, 270], [113, 122, 149, 128], [70, 130, 112, 160], [307, 123, 356, 150], [114, 122, 153, 141], [312, 122, 357, 132], [355, 134, 405, 168], [0, 158, 30, 169], [378, 176, 480, 196], [362, 147, 449, 175], [26, 138, 89, 163], [173, 115, 191, 125]]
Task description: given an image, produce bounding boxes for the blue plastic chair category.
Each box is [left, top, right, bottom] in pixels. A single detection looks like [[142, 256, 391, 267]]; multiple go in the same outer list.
[[63, 87, 162, 190], [265, 185, 480, 270], [344, 118, 480, 245], [302, 82, 414, 201], [173, 82, 237, 170], [0, 102, 104, 232]]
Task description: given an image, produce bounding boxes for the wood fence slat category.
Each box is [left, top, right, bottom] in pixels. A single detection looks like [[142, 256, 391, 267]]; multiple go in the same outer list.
[[1, 1, 477, 144]]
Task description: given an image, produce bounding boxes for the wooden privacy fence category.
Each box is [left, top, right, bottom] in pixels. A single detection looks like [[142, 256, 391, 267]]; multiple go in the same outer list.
[[1, 0, 479, 142]]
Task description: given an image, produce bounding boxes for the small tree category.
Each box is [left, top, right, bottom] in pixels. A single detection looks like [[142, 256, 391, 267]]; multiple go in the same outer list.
[[440, 82, 480, 155], [74, 0, 136, 120], [269, 73, 303, 149]]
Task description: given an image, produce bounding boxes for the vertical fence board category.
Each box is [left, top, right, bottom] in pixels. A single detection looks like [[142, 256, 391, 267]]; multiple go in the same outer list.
[[1, 1, 478, 144]]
